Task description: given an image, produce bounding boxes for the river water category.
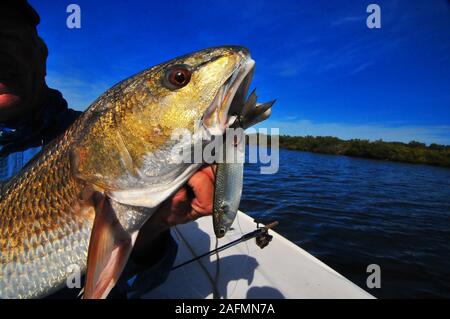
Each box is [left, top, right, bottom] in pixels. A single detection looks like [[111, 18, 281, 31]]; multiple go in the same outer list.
[[241, 147, 450, 298]]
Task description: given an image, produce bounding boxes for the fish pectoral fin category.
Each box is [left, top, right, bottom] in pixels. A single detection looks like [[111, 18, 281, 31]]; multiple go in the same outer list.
[[83, 192, 132, 299]]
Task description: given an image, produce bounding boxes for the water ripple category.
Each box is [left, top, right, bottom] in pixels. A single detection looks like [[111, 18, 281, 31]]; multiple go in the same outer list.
[[241, 148, 450, 298]]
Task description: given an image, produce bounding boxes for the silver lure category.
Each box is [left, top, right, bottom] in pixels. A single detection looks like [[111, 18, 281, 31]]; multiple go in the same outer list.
[[212, 88, 275, 238]]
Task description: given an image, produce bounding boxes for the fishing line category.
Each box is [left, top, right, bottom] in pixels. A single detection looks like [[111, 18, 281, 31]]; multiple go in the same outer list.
[[226, 212, 249, 298], [173, 226, 220, 299], [213, 237, 220, 299], [209, 213, 246, 299], [172, 219, 278, 298], [170, 228, 204, 298]]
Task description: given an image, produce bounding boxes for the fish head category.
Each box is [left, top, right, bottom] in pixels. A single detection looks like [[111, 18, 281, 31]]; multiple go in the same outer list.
[[119, 45, 255, 141], [74, 46, 265, 209]]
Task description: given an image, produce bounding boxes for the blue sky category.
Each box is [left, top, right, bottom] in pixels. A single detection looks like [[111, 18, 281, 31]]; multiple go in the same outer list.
[[30, 0, 450, 144]]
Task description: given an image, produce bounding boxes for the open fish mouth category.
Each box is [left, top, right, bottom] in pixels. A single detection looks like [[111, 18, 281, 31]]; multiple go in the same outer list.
[[203, 50, 275, 238], [202, 53, 275, 134]]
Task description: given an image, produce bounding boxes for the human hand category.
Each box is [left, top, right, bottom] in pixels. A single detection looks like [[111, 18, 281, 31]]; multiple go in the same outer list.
[[132, 165, 215, 259], [157, 165, 215, 227]]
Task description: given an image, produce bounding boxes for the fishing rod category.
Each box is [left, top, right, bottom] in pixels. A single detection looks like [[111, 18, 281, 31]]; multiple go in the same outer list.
[[171, 220, 279, 271]]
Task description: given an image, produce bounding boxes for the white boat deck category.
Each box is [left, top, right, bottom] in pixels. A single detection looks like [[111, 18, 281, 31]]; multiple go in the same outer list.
[[143, 211, 374, 299]]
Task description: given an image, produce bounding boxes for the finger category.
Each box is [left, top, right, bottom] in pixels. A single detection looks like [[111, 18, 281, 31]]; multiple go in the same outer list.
[[197, 165, 215, 182], [186, 206, 207, 222], [188, 169, 214, 215]]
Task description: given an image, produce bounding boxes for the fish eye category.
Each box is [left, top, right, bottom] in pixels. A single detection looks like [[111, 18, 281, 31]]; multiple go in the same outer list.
[[163, 65, 191, 90]]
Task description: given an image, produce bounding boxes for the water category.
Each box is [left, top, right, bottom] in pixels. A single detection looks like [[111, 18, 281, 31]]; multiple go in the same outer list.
[[241, 147, 450, 298]]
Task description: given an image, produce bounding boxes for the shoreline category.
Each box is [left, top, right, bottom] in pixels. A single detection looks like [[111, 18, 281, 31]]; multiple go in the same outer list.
[[246, 134, 450, 168]]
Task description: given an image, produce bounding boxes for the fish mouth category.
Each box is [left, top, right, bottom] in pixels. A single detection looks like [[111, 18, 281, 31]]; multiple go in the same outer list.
[[202, 54, 274, 134]]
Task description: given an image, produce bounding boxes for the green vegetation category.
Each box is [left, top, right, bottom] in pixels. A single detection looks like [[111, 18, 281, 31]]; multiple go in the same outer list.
[[248, 134, 450, 168]]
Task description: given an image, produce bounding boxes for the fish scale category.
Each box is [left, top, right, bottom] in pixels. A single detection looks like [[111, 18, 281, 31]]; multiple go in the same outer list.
[[213, 130, 245, 238], [0, 46, 274, 298], [0, 134, 93, 298], [0, 67, 156, 297]]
